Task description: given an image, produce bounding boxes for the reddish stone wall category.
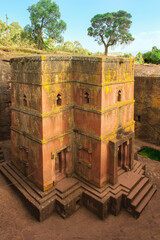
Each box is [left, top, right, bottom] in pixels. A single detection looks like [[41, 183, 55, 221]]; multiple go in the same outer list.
[[0, 59, 11, 140], [10, 56, 135, 191], [11, 130, 43, 188]]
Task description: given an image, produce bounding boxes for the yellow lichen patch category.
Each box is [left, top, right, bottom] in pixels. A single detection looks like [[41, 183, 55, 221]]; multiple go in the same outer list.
[[124, 72, 131, 82], [104, 70, 116, 83], [105, 86, 111, 95], [125, 127, 131, 132], [68, 115, 73, 128], [101, 133, 117, 142], [41, 56, 46, 61], [122, 119, 135, 128], [43, 183, 53, 191], [41, 139, 49, 144]]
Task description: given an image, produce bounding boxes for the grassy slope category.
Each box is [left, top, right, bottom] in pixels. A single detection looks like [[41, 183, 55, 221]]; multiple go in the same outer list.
[[0, 45, 80, 60]]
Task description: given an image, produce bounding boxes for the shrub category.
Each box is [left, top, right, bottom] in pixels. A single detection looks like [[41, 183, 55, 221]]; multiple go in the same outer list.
[[135, 52, 144, 64], [124, 53, 132, 58], [143, 46, 160, 64]]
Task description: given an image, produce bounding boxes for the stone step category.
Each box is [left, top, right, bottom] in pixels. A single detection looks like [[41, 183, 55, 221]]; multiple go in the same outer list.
[[73, 174, 106, 194], [74, 173, 121, 194], [0, 166, 39, 208], [56, 188, 83, 219], [55, 179, 80, 194], [82, 182, 128, 201], [138, 169, 145, 175], [118, 168, 125, 176], [1, 164, 42, 204], [119, 171, 143, 191], [56, 182, 81, 200], [134, 165, 145, 174], [73, 172, 129, 201], [132, 161, 145, 173], [133, 160, 141, 168], [60, 188, 82, 205], [0, 164, 57, 221], [7, 162, 48, 198], [131, 182, 153, 208], [8, 162, 56, 199], [1, 163, 57, 205], [135, 187, 157, 218], [127, 177, 149, 203]]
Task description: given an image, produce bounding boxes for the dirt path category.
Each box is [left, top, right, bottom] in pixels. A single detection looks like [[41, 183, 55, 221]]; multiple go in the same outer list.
[[0, 140, 160, 240]]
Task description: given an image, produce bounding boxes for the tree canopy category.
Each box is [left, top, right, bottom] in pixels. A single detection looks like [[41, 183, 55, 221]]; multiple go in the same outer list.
[[143, 46, 160, 64], [0, 20, 25, 46], [88, 10, 134, 55], [26, 0, 66, 49]]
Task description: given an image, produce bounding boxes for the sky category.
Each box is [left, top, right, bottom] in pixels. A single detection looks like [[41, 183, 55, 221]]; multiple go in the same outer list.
[[1, 0, 160, 54]]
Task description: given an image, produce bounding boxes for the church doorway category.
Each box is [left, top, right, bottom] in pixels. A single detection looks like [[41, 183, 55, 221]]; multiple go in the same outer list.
[[55, 149, 67, 181], [118, 141, 130, 170]]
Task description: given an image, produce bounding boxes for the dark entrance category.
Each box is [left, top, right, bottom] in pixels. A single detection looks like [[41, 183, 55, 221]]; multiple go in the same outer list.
[[118, 141, 130, 170], [55, 149, 67, 181], [118, 145, 122, 167]]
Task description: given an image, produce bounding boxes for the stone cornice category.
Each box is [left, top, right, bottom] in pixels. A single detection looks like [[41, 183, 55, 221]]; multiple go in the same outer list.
[[11, 99, 135, 118], [10, 79, 134, 87], [11, 120, 134, 145]]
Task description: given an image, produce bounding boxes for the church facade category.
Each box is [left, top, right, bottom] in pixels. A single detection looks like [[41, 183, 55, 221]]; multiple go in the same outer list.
[[10, 55, 135, 191]]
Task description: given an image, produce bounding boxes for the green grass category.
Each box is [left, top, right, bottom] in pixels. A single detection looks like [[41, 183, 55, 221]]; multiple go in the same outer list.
[[139, 147, 160, 162]]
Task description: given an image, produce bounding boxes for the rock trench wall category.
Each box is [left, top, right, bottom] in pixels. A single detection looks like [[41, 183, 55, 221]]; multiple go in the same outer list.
[[134, 76, 160, 145], [0, 59, 11, 140]]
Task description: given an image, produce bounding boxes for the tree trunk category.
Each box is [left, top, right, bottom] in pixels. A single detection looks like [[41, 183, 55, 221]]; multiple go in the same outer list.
[[38, 38, 45, 49], [104, 45, 108, 56], [37, 32, 45, 49]]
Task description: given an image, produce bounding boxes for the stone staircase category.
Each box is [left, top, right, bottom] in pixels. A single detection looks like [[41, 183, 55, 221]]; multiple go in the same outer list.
[[118, 160, 156, 218], [55, 178, 82, 219], [118, 160, 145, 177], [0, 162, 57, 220], [0, 162, 83, 220], [132, 160, 146, 175], [125, 176, 157, 218]]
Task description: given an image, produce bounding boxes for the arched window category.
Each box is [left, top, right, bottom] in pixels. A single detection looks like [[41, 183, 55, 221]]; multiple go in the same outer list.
[[137, 115, 141, 122], [118, 90, 122, 102], [57, 94, 62, 106], [23, 94, 27, 106], [84, 92, 89, 104]]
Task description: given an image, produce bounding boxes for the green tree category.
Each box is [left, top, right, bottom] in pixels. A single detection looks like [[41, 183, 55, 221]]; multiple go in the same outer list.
[[152, 46, 158, 52], [63, 41, 75, 52], [26, 0, 66, 49], [8, 22, 23, 44], [135, 52, 144, 64], [88, 10, 134, 55], [143, 46, 160, 64], [73, 41, 82, 53], [21, 24, 36, 47], [0, 20, 7, 44]]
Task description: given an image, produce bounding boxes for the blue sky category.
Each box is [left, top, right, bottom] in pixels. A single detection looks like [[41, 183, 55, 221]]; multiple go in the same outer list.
[[1, 0, 160, 54]]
